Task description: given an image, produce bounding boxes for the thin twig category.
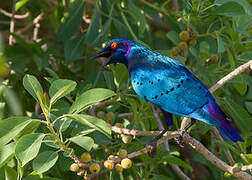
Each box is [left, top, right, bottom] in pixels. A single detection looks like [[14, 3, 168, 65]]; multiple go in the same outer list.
[[9, 0, 16, 45], [0, 8, 29, 19], [33, 13, 44, 42]]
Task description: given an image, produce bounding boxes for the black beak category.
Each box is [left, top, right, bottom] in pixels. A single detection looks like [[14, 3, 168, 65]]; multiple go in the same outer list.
[[89, 50, 113, 71]]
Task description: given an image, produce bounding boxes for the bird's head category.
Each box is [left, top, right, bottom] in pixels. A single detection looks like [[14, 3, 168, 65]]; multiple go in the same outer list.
[[89, 39, 133, 71]]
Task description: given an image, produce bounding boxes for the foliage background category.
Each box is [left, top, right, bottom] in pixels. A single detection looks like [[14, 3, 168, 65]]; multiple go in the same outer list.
[[0, 0, 252, 179]]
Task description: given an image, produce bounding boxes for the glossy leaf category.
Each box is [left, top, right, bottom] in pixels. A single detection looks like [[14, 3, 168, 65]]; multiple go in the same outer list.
[[213, 2, 246, 17], [15, 133, 45, 167], [0, 117, 32, 145], [69, 88, 116, 114], [23, 74, 43, 102], [33, 151, 58, 173], [49, 79, 77, 105], [0, 142, 15, 168], [69, 135, 94, 151], [66, 114, 111, 137]]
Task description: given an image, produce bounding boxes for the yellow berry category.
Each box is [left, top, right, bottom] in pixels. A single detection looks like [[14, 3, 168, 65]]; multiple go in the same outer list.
[[108, 155, 115, 160], [89, 163, 101, 174], [121, 158, 132, 169], [118, 149, 127, 158], [210, 54, 218, 63], [179, 31, 190, 41], [121, 134, 132, 144], [189, 39, 197, 46], [105, 112, 115, 122], [178, 42, 187, 51], [170, 47, 179, 57], [115, 123, 123, 128], [81, 153, 91, 163], [115, 164, 123, 173], [104, 160, 114, 170], [70, 163, 79, 172], [96, 111, 105, 118]]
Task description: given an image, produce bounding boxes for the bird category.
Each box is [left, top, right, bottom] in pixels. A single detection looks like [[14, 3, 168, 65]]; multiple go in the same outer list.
[[90, 38, 244, 143]]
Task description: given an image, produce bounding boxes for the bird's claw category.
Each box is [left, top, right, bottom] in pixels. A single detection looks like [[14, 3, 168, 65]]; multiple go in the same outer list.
[[175, 129, 186, 147], [146, 140, 157, 157]]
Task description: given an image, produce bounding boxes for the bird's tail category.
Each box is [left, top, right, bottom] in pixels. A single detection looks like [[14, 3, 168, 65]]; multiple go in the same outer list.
[[216, 119, 244, 142], [206, 99, 244, 142]]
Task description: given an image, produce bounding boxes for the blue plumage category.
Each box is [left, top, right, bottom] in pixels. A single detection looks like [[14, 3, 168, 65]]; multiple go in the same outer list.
[[91, 38, 243, 142]]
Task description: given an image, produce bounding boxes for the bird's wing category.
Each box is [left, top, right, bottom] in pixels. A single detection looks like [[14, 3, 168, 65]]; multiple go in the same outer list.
[[130, 57, 209, 116]]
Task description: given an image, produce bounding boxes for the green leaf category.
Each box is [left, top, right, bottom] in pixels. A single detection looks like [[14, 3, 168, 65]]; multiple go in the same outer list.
[[49, 79, 77, 105], [64, 33, 86, 63], [232, 76, 247, 96], [0, 117, 32, 145], [4, 166, 17, 180], [215, 0, 251, 15], [245, 101, 252, 114], [166, 31, 180, 45], [0, 142, 15, 168], [57, 0, 85, 41], [213, 2, 246, 17], [32, 151, 58, 173], [85, 10, 100, 44], [217, 35, 225, 53], [23, 74, 43, 102], [15, 133, 45, 167], [69, 88, 116, 114], [15, 0, 29, 11], [162, 156, 193, 171], [69, 135, 94, 151], [224, 97, 252, 133], [66, 114, 111, 137]]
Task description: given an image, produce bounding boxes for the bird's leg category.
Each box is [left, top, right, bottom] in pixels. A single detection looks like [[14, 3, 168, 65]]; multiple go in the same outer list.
[[175, 119, 196, 147], [146, 126, 169, 157]]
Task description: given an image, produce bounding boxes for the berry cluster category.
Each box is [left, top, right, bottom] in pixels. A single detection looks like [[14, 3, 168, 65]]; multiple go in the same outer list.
[[170, 31, 197, 58], [70, 149, 133, 179]]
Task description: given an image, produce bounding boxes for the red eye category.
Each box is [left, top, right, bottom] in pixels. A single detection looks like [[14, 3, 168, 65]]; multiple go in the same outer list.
[[110, 42, 117, 50]]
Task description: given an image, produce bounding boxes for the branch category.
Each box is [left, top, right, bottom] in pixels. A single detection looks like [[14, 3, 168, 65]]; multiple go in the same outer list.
[[74, 128, 252, 179], [0, 8, 29, 19], [180, 60, 252, 164], [9, 0, 16, 45]]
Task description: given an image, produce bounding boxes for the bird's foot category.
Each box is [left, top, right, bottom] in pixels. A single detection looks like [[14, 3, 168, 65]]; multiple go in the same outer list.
[[174, 129, 186, 147], [145, 139, 157, 157]]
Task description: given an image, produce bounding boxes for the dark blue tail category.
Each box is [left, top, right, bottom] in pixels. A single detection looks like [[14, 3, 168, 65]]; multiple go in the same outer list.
[[217, 118, 244, 142]]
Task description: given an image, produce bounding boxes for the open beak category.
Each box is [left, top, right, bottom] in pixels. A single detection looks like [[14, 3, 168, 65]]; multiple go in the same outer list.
[[89, 50, 113, 71]]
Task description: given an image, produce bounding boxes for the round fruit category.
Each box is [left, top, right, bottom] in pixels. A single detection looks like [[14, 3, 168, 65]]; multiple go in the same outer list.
[[89, 163, 101, 174], [96, 111, 105, 118], [178, 42, 187, 51], [170, 47, 179, 57], [108, 155, 115, 160], [115, 123, 123, 128], [121, 158, 132, 169], [105, 112, 115, 122], [189, 39, 197, 46], [104, 160, 114, 170], [118, 149, 127, 158], [210, 54, 218, 63], [70, 163, 79, 172], [179, 31, 190, 41], [121, 134, 132, 144], [115, 164, 123, 173], [81, 153, 91, 163]]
